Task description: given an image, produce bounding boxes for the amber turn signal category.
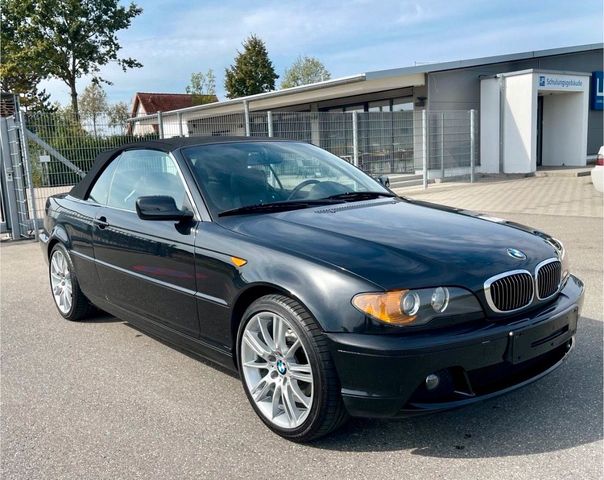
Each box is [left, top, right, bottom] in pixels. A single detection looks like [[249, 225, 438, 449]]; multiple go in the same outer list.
[[352, 290, 417, 325], [230, 256, 247, 267]]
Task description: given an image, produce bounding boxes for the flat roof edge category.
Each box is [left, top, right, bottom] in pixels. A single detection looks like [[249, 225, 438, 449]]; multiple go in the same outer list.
[[128, 74, 366, 122], [493, 69, 593, 78], [366, 43, 603, 80]]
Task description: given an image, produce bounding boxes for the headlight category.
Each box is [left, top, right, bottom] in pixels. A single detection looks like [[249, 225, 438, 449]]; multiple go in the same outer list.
[[352, 287, 482, 326], [431, 287, 450, 312]]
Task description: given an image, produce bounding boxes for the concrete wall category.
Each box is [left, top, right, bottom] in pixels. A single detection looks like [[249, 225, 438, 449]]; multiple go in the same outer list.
[[502, 74, 536, 173], [427, 48, 603, 154], [542, 92, 588, 166]]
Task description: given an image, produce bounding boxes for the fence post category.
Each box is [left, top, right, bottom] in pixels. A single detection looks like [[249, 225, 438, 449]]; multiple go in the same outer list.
[[0, 117, 21, 238], [422, 109, 428, 189], [243, 100, 251, 137], [352, 111, 359, 167], [470, 109, 476, 183], [177, 112, 183, 137], [267, 111, 273, 137], [18, 111, 38, 240], [5, 116, 28, 237], [157, 111, 164, 139], [440, 112, 445, 180]]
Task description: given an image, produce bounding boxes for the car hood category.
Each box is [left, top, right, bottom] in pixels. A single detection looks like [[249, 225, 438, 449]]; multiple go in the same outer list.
[[220, 198, 559, 291]]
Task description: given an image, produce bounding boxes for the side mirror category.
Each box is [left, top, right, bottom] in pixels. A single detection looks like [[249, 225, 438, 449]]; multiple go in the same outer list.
[[136, 196, 194, 221], [377, 175, 390, 188]]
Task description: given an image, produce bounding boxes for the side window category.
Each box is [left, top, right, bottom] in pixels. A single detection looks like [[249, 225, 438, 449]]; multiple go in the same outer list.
[[107, 149, 189, 212], [87, 156, 119, 205]]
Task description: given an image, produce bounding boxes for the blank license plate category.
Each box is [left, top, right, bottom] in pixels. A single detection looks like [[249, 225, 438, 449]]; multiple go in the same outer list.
[[510, 308, 578, 364]]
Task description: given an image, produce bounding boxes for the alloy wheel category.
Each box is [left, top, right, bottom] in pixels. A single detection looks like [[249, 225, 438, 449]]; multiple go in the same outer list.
[[241, 312, 314, 429], [50, 250, 73, 314]]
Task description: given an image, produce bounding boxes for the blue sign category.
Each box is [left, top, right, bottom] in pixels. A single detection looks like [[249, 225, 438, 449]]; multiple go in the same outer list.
[[592, 71, 603, 111], [539, 75, 546, 87]]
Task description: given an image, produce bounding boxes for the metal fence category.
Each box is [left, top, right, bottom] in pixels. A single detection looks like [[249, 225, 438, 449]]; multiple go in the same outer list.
[[1, 105, 478, 240], [131, 109, 478, 175]]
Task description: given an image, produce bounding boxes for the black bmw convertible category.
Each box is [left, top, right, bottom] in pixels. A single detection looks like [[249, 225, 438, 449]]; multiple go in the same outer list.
[[40, 137, 584, 441]]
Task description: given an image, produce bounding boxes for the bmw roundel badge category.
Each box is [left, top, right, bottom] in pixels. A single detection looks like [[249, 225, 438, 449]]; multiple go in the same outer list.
[[506, 248, 526, 260]]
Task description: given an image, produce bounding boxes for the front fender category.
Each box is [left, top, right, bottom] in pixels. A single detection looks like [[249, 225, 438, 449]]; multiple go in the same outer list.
[[233, 249, 377, 333], [196, 223, 380, 334]]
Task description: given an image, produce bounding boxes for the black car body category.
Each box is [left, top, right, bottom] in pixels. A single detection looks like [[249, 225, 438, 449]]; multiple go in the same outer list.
[[40, 137, 584, 440]]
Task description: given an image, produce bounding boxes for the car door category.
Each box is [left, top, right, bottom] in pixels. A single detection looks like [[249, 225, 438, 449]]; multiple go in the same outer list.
[[91, 148, 200, 337]]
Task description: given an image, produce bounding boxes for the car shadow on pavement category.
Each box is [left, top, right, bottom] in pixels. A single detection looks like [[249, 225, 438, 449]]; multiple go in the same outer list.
[[83, 309, 125, 323], [124, 321, 240, 380], [311, 316, 603, 458]]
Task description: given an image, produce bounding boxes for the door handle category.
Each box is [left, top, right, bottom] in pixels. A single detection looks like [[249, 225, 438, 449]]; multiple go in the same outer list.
[[95, 216, 108, 229]]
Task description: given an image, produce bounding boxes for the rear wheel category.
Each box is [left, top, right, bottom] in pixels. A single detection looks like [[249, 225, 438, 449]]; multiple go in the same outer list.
[[237, 294, 348, 441], [49, 244, 93, 321]]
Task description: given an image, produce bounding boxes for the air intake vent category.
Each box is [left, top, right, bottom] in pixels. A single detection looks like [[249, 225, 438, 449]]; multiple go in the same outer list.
[[485, 271, 534, 313], [315, 200, 397, 214], [536, 260, 561, 300]]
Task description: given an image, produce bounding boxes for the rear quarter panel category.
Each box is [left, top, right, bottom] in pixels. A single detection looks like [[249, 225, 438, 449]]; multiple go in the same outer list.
[[44, 195, 102, 299]]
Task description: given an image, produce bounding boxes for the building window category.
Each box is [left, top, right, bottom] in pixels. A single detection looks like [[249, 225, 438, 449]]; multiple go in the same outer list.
[[368, 100, 391, 112], [344, 105, 365, 113], [392, 98, 414, 111]]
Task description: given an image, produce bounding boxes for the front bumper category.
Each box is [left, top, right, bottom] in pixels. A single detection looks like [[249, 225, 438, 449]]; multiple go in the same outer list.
[[327, 274, 584, 418]]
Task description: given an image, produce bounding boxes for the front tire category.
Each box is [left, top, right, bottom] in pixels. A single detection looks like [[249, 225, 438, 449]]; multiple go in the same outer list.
[[237, 294, 348, 441], [49, 244, 94, 321]]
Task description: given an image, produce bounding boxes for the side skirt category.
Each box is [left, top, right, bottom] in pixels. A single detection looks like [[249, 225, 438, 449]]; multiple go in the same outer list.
[[89, 294, 238, 373]]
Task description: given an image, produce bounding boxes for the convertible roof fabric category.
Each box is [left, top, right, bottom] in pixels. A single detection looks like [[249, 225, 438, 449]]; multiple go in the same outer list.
[[69, 136, 284, 199]]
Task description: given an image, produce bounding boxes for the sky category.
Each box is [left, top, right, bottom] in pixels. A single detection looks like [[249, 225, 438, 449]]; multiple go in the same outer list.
[[40, 0, 604, 108]]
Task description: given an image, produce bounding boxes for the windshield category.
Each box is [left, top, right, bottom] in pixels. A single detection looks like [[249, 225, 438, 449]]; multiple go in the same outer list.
[[181, 141, 389, 216]]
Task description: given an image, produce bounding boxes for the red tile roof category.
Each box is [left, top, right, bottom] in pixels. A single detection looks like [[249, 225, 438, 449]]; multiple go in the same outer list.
[[132, 92, 218, 116]]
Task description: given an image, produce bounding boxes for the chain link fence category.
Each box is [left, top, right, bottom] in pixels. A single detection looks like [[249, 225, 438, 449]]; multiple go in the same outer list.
[[1, 107, 479, 239]]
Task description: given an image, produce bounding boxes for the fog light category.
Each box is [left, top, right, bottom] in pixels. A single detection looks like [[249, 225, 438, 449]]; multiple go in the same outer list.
[[401, 292, 420, 316], [431, 287, 450, 313], [425, 373, 440, 391]]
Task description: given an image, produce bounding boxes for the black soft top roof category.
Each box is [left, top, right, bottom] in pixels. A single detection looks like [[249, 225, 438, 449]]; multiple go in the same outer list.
[[69, 136, 288, 199]]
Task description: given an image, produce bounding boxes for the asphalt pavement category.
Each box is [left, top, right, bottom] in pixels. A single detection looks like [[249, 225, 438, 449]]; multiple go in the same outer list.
[[1, 176, 602, 479]]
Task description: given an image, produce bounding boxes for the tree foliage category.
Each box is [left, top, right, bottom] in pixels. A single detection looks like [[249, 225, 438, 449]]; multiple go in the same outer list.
[[107, 101, 131, 129], [79, 82, 108, 135], [186, 69, 216, 96], [224, 35, 278, 99], [0, 71, 56, 113], [281, 56, 331, 89], [1, 0, 143, 118]]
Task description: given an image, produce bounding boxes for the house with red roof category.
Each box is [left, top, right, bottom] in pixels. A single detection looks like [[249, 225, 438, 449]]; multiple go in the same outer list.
[[129, 92, 217, 136]]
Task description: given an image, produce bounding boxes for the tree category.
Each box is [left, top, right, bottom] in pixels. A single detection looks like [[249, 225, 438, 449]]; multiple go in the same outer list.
[[80, 83, 108, 135], [224, 35, 278, 99], [186, 69, 216, 96], [0, 71, 56, 113], [281, 56, 331, 89], [0, 6, 55, 113], [1, 0, 143, 119], [186, 69, 217, 105], [107, 102, 131, 130]]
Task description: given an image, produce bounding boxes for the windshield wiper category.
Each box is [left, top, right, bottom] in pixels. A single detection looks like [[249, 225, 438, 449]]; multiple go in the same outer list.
[[324, 191, 397, 202], [218, 199, 342, 217]]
